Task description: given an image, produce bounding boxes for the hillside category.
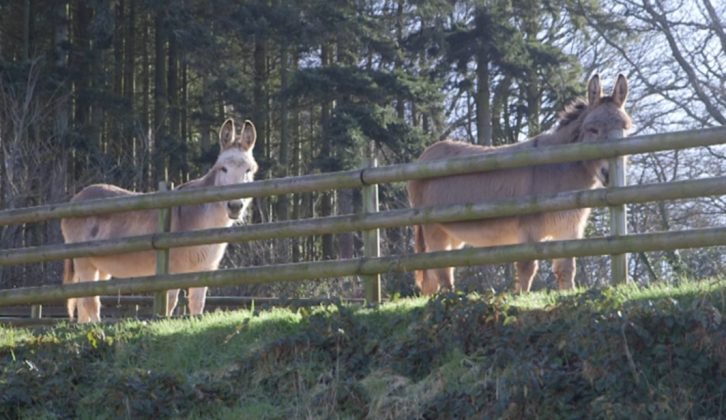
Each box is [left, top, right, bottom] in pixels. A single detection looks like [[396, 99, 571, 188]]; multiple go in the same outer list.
[[1, 279, 724, 419]]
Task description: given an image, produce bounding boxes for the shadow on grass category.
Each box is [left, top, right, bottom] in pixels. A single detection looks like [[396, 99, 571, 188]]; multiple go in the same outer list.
[[1, 280, 725, 419]]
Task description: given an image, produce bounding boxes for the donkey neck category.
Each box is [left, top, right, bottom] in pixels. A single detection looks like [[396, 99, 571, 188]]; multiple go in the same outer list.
[[528, 161, 602, 198], [533, 118, 585, 148], [172, 170, 233, 232]]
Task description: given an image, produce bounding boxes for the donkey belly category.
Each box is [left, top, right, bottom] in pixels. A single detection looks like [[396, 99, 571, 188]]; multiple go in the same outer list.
[[437, 209, 589, 250], [85, 244, 228, 278], [439, 217, 525, 248], [540, 209, 590, 240], [87, 251, 157, 278], [170, 244, 228, 273]]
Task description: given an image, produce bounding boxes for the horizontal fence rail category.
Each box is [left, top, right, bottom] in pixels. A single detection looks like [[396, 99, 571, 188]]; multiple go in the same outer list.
[[0, 296, 367, 326], [1, 127, 725, 226], [0, 296, 367, 316], [2, 176, 725, 267], [1, 227, 725, 307]]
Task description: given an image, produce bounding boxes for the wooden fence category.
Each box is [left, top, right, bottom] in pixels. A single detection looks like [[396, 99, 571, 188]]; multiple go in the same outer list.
[[1, 127, 725, 317]]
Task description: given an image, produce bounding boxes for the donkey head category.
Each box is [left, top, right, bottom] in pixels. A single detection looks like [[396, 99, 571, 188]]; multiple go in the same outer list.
[[579, 74, 633, 185], [214, 118, 258, 220]]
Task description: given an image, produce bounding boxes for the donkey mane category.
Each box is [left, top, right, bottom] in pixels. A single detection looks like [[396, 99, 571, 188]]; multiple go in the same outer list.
[[519, 98, 589, 148], [176, 170, 217, 190], [556, 99, 588, 131]]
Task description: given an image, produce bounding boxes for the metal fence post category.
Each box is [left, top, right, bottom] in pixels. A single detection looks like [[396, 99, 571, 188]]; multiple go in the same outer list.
[[153, 181, 171, 317], [362, 158, 381, 304], [609, 155, 628, 284], [30, 304, 42, 319]]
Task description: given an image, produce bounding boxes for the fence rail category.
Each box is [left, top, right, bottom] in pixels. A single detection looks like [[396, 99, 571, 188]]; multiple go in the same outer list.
[[1, 127, 725, 314], [0, 296, 368, 326]]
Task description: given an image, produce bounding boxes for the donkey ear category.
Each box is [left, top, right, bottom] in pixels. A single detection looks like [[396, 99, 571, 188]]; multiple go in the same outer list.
[[587, 74, 602, 105], [219, 118, 236, 150], [612, 74, 628, 107], [239, 120, 257, 151]]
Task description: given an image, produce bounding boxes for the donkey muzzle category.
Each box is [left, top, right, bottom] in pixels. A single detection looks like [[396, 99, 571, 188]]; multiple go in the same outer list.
[[226, 200, 244, 219], [607, 128, 625, 140]]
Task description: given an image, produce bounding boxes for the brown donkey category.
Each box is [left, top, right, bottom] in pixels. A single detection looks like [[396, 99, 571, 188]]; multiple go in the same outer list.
[[407, 74, 631, 294], [61, 119, 258, 322]]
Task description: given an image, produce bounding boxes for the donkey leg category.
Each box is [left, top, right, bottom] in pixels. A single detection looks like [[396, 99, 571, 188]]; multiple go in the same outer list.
[[553, 258, 576, 290], [421, 267, 456, 294], [441, 266, 456, 291], [187, 287, 208, 315], [417, 225, 460, 295], [514, 260, 539, 293], [166, 289, 181, 316], [418, 270, 441, 295], [74, 259, 101, 323]]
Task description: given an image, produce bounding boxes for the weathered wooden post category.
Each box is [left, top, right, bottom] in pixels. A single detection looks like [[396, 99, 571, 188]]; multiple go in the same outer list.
[[30, 304, 42, 319], [362, 158, 381, 304], [609, 154, 628, 284], [153, 181, 172, 317]]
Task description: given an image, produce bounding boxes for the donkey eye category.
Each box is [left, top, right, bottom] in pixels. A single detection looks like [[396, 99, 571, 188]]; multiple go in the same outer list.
[[587, 127, 599, 134], [221, 167, 228, 173]]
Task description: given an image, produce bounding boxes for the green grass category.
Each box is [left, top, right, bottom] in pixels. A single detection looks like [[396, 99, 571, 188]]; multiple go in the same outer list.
[[1, 278, 725, 419]]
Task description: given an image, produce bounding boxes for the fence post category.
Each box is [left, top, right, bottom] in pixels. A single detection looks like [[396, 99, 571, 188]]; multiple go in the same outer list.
[[362, 158, 381, 304], [153, 181, 171, 317], [609, 155, 628, 284], [30, 304, 42, 319]]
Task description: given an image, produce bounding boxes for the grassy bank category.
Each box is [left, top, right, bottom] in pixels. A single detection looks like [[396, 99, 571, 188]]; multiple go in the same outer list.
[[1, 279, 725, 419]]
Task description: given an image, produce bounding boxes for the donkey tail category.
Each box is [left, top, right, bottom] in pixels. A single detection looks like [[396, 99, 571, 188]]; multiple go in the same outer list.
[[413, 225, 426, 286], [63, 259, 76, 320]]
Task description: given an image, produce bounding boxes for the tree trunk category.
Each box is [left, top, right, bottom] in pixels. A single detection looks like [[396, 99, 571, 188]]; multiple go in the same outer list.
[[395, 0, 405, 121], [114, 2, 123, 97], [275, 43, 290, 222], [90, 1, 111, 169], [523, 1, 540, 136], [180, 60, 189, 181], [475, 52, 492, 146], [319, 43, 335, 260], [492, 76, 513, 144], [113, 0, 126, 181], [167, 28, 180, 180], [52, 0, 70, 219], [153, 8, 167, 183], [123, 0, 138, 187], [72, 0, 91, 151], [140, 13, 151, 189], [199, 75, 212, 153], [22, 0, 30, 60], [291, 51, 302, 263], [253, 34, 268, 177]]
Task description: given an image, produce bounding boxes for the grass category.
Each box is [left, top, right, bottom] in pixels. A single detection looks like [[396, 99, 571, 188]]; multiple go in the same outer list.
[[1, 277, 725, 419]]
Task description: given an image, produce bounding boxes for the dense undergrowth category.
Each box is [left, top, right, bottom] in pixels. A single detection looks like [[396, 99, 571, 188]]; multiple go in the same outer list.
[[1, 279, 724, 419]]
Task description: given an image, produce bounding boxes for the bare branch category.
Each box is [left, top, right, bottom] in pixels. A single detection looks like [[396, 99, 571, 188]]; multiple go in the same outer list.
[[641, 0, 726, 124]]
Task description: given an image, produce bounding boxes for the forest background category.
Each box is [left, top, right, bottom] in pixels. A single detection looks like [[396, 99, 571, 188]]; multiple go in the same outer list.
[[0, 0, 724, 298]]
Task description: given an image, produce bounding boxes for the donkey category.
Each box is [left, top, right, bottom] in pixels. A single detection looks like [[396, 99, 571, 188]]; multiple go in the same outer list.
[[407, 74, 631, 294], [61, 119, 258, 322]]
